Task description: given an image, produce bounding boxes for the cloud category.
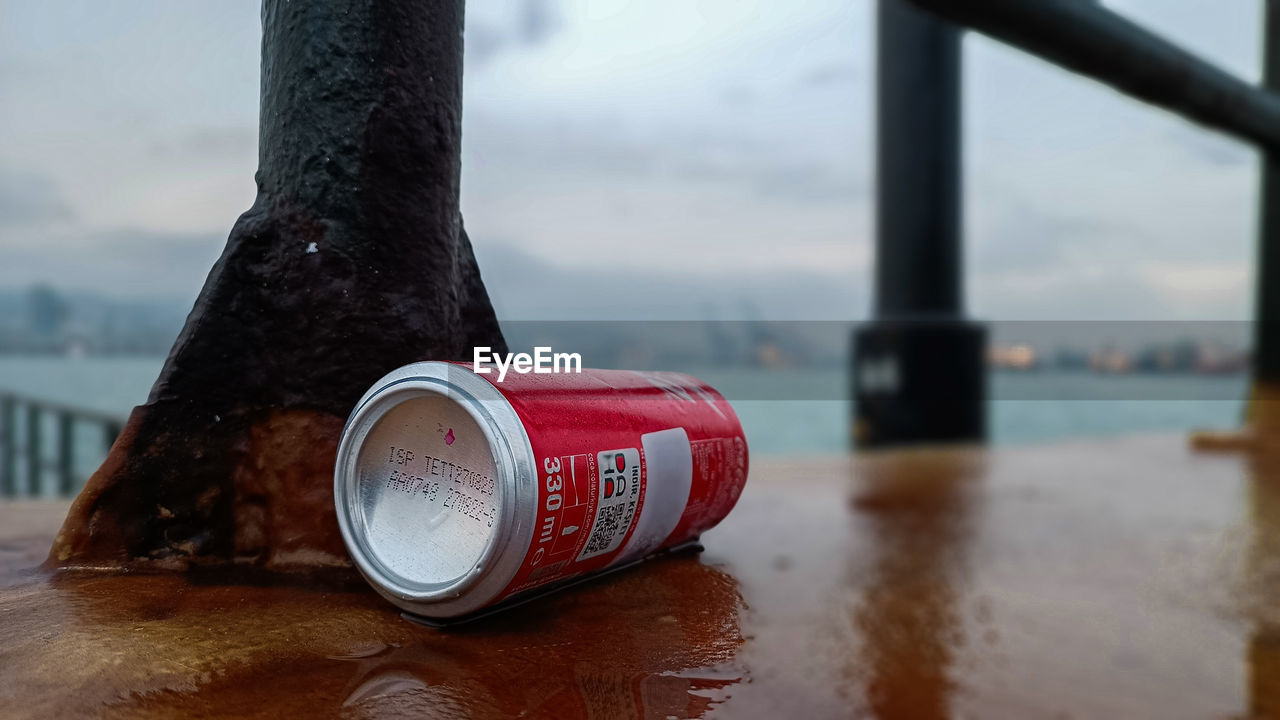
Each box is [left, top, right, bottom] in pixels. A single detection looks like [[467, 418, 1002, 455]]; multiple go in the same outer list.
[[798, 62, 857, 88], [467, 0, 562, 67], [517, 0, 559, 45], [1137, 262, 1251, 316], [463, 111, 863, 205], [971, 258, 1251, 321], [0, 168, 73, 225], [968, 192, 1251, 320], [0, 0, 1263, 328], [1166, 123, 1254, 168], [149, 126, 257, 160], [0, 227, 225, 302], [472, 242, 864, 320], [969, 196, 1147, 275]]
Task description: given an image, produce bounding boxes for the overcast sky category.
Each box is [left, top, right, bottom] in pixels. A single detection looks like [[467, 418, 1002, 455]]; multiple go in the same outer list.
[[0, 0, 1264, 320]]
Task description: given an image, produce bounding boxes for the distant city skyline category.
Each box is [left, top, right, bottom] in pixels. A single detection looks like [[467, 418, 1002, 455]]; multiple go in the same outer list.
[[0, 0, 1265, 320], [0, 281, 1256, 379]]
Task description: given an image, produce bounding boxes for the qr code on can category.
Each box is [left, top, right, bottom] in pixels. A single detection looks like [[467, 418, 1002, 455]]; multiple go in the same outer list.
[[581, 504, 625, 557], [577, 447, 641, 562]]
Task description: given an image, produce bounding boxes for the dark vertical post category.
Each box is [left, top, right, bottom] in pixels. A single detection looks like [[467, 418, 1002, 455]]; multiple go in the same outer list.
[[26, 405, 41, 496], [852, 0, 986, 447], [57, 411, 75, 496], [875, 0, 961, 318], [1, 397, 14, 497], [1256, 1, 1280, 389]]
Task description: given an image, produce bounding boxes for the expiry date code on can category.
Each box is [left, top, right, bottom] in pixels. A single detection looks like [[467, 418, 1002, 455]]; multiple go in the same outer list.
[[442, 485, 497, 527], [384, 470, 496, 527]]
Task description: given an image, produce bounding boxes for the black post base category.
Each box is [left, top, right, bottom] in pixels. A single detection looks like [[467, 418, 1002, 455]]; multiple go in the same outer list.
[[852, 319, 987, 448]]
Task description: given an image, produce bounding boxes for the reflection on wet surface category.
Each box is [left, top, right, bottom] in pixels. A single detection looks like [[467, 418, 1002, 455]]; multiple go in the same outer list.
[[1247, 454, 1280, 720], [850, 452, 984, 720], [1, 555, 741, 719], [3, 435, 1280, 718]]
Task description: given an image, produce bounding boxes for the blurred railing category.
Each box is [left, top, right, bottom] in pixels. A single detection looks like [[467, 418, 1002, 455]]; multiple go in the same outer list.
[[0, 392, 125, 499], [858, 0, 1280, 447]]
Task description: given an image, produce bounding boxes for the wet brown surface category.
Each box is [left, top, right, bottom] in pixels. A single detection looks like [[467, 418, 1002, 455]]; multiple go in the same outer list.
[[3, 434, 1280, 718]]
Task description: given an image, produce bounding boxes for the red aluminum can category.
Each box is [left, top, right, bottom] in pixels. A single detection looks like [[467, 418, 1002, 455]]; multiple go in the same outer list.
[[333, 361, 748, 620]]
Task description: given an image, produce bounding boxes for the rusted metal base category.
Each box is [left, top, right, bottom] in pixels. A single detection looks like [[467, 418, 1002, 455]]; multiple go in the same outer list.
[[49, 0, 505, 570]]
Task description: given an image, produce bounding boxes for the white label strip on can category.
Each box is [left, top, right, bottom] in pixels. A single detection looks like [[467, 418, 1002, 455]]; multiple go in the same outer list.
[[618, 427, 693, 563]]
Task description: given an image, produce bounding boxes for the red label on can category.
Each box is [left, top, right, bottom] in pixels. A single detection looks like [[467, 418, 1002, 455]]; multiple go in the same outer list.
[[467, 367, 749, 601]]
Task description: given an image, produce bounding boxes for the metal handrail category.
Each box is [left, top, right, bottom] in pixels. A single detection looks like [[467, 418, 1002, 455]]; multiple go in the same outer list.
[[0, 391, 126, 498], [905, 0, 1280, 151], [857, 0, 1280, 445]]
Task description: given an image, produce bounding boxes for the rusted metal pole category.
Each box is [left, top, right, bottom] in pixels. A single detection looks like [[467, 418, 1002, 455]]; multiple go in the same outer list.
[[903, 0, 1280, 152], [51, 0, 506, 570]]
